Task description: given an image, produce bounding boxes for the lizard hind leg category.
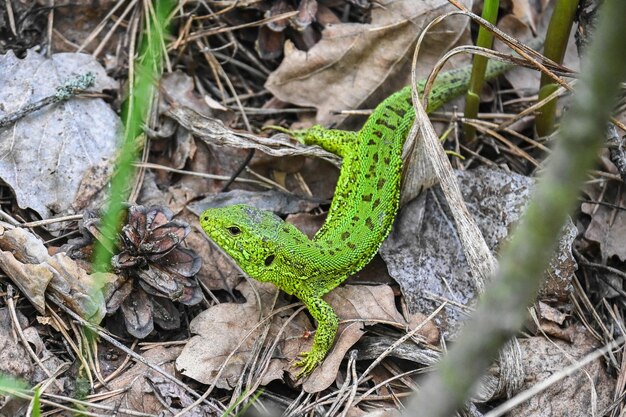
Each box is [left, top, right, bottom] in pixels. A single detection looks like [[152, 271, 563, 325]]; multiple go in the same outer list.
[[294, 292, 340, 378]]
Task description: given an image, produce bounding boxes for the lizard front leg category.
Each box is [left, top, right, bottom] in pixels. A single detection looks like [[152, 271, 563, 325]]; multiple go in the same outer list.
[[266, 125, 358, 158], [294, 293, 339, 378]]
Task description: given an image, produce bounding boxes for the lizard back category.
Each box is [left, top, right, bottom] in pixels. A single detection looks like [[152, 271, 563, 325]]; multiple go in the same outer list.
[[310, 88, 414, 277]]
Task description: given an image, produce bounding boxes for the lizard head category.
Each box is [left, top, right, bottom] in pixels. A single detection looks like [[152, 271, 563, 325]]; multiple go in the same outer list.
[[200, 204, 289, 282]]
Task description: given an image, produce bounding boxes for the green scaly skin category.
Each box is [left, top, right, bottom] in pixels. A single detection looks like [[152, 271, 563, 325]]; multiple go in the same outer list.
[[200, 59, 513, 378]]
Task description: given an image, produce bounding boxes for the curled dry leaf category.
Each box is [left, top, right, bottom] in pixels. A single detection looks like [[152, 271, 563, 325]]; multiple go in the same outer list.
[[0, 227, 111, 322], [0, 50, 120, 219], [166, 106, 341, 166], [528, 301, 574, 342], [265, 0, 472, 126]]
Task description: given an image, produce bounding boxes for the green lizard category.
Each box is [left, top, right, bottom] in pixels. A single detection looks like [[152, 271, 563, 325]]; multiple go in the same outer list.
[[200, 57, 516, 377]]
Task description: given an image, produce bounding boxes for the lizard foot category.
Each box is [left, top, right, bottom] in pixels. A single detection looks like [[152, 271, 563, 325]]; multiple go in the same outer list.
[[294, 349, 324, 379]]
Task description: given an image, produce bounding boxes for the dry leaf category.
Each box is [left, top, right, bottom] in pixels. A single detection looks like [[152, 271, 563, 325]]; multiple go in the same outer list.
[[0, 50, 120, 219], [166, 106, 340, 165], [508, 330, 615, 417], [97, 346, 214, 416], [178, 278, 429, 393], [0, 308, 32, 416], [0, 227, 113, 321], [50, 0, 123, 56], [176, 280, 282, 389], [581, 184, 626, 261], [286, 212, 326, 240], [265, 0, 472, 126], [0, 308, 33, 380], [160, 71, 216, 117]]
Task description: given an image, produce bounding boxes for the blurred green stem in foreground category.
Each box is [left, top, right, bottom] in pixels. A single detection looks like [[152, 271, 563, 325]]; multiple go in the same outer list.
[[92, 0, 175, 275], [407, 0, 626, 415]]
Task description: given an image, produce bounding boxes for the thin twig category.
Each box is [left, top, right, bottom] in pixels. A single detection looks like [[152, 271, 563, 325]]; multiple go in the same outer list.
[[0, 73, 95, 130]]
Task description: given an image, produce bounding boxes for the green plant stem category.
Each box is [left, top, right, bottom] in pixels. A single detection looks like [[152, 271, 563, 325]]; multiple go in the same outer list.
[[536, 0, 580, 136], [406, 0, 626, 415], [463, 0, 499, 141], [92, 0, 175, 276]]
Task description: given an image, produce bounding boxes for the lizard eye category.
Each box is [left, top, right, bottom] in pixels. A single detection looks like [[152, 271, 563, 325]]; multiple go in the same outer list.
[[264, 255, 275, 266], [227, 226, 241, 236]]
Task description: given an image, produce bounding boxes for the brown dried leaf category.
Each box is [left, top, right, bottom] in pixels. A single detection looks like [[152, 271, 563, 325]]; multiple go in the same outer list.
[[402, 305, 440, 345], [265, 0, 472, 126], [328, 285, 405, 325], [178, 281, 429, 393], [50, 1, 123, 56], [0, 308, 32, 416], [176, 280, 281, 388], [0, 253, 52, 313], [72, 160, 114, 213], [0, 227, 113, 321], [286, 212, 326, 239], [509, 330, 615, 417], [0, 308, 33, 380], [97, 346, 214, 416], [160, 71, 216, 118], [536, 301, 568, 325], [581, 185, 626, 261]]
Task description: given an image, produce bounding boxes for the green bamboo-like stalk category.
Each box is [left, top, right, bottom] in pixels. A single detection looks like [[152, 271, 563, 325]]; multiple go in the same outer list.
[[463, 0, 499, 141], [535, 0, 580, 136], [406, 0, 626, 415]]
